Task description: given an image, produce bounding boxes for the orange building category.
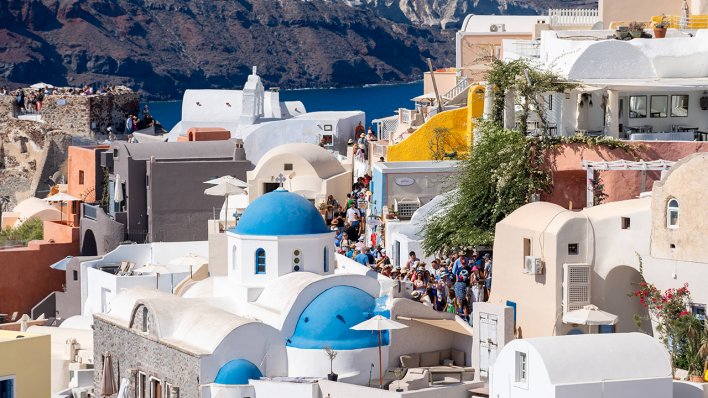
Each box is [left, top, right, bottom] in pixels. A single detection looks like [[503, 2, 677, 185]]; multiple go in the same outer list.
[[67, 146, 109, 226], [177, 127, 232, 142]]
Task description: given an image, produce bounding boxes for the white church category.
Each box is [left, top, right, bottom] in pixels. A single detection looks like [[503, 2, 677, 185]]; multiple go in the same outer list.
[[167, 67, 365, 166]]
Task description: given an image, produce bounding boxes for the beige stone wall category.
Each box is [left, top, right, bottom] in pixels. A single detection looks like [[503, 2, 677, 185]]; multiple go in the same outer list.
[[0, 120, 72, 211], [650, 153, 708, 262], [0, 96, 15, 124]]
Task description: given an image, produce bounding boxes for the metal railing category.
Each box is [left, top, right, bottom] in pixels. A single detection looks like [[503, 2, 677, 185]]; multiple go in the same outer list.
[[83, 203, 98, 220], [372, 115, 398, 141], [510, 40, 541, 58], [548, 9, 598, 26], [400, 108, 410, 124], [124, 229, 149, 244], [664, 15, 708, 30], [441, 77, 470, 101]]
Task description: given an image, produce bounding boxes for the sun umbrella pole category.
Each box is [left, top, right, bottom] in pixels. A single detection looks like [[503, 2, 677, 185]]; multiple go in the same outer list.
[[226, 195, 229, 229], [156, 273, 159, 289], [378, 330, 382, 387]]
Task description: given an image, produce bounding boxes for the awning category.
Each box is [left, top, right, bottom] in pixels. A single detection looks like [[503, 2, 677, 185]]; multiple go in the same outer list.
[[411, 92, 438, 102], [396, 316, 473, 336], [562, 304, 618, 326], [50, 256, 73, 271]]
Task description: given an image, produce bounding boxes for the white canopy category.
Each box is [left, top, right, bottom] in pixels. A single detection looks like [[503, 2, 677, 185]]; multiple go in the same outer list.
[[350, 314, 408, 331], [411, 92, 438, 102], [203, 176, 251, 187], [50, 256, 73, 271], [168, 253, 209, 267], [30, 83, 54, 89], [204, 183, 247, 197], [44, 193, 80, 202], [562, 304, 618, 326]]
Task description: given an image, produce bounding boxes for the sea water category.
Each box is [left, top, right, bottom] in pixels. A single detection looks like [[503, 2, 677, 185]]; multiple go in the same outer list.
[[144, 81, 424, 131]]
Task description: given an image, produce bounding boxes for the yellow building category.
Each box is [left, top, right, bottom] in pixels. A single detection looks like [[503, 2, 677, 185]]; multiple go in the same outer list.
[[386, 85, 485, 162], [0, 330, 51, 398]]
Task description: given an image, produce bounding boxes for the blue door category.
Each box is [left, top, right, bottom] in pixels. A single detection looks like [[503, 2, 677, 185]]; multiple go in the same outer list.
[[0, 379, 13, 398]]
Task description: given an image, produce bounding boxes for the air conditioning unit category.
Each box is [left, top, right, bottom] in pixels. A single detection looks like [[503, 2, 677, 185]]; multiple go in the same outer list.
[[524, 256, 543, 275], [394, 197, 421, 218], [490, 24, 506, 32], [563, 263, 591, 313]]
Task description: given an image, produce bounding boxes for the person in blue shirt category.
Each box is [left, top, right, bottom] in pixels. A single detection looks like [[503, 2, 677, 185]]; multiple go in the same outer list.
[[451, 251, 469, 277], [355, 247, 375, 268]]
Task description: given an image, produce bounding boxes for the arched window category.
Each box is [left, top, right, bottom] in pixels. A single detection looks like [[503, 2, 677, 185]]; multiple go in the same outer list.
[[324, 247, 328, 273], [255, 249, 266, 274], [667, 199, 679, 229], [232, 245, 237, 271], [293, 249, 302, 272]]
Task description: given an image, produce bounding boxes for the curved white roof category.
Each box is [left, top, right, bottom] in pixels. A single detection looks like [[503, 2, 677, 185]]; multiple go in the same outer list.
[[511, 333, 671, 385], [253, 143, 346, 180], [97, 286, 271, 355], [497, 202, 567, 232], [10, 197, 61, 227]]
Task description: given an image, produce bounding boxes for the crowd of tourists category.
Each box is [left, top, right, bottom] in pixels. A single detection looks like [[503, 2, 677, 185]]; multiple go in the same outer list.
[[0, 84, 128, 115], [319, 121, 378, 162]]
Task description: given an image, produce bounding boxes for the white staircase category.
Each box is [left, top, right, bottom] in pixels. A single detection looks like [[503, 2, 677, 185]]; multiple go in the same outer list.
[[440, 77, 470, 104]]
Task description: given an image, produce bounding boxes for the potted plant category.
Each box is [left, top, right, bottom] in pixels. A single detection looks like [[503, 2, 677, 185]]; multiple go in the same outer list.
[[317, 202, 327, 215], [385, 206, 396, 220], [393, 368, 406, 392], [629, 21, 644, 38], [615, 25, 629, 39], [654, 15, 668, 38], [323, 345, 338, 381]]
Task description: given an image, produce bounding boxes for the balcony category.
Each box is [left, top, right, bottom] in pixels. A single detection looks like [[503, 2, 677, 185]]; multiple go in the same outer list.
[[548, 8, 599, 26]]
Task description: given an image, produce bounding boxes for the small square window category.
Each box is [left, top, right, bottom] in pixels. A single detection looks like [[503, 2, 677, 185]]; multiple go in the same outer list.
[[621, 217, 630, 230], [324, 124, 333, 131], [568, 243, 579, 255], [515, 351, 528, 386], [73, 270, 78, 281], [113, 148, 118, 159], [284, 163, 293, 171]]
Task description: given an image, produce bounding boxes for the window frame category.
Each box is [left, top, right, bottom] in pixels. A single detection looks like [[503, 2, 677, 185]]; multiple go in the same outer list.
[[255, 249, 266, 274], [79, 170, 85, 185], [284, 163, 293, 171], [568, 243, 579, 255], [621, 217, 631, 230], [138, 372, 147, 398], [149, 376, 162, 398], [670, 95, 689, 117], [667, 198, 679, 229], [324, 246, 328, 273], [514, 350, 529, 389], [649, 95, 668, 118], [629, 95, 647, 118], [0, 375, 16, 398]]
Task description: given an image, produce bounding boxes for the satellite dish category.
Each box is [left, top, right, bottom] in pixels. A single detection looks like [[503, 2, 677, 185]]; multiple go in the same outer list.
[[490, 24, 499, 32], [591, 21, 605, 30]]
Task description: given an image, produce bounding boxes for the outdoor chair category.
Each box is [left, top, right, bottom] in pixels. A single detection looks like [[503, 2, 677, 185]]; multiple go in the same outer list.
[[9, 312, 18, 322], [43, 317, 56, 327]]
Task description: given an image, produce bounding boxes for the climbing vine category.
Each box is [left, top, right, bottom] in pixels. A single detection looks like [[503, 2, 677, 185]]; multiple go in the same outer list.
[[99, 167, 109, 208]]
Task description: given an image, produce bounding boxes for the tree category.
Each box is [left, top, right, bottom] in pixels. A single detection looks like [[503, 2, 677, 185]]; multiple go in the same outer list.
[[428, 126, 460, 160]]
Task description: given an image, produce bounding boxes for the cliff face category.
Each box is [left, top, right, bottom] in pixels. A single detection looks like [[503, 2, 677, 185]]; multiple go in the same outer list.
[[0, 0, 593, 100]]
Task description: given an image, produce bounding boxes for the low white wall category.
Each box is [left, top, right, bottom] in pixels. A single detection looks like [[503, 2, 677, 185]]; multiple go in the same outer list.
[[287, 346, 387, 386], [203, 384, 255, 398], [250, 379, 318, 398], [673, 380, 708, 398], [317, 379, 481, 398]]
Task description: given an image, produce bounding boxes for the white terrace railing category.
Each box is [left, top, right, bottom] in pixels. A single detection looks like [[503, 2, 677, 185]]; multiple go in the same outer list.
[[441, 77, 470, 102], [510, 40, 541, 58], [372, 115, 398, 141], [548, 9, 599, 26], [664, 15, 708, 30]]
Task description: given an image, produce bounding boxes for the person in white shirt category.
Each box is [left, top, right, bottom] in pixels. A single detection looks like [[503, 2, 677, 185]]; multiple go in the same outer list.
[[346, 206, 359, 222], [0, 87, 7, 96]]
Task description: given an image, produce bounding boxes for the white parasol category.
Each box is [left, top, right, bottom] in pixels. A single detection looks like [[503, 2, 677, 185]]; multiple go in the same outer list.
[[205, 182, 247, 228], [168, 253, 209, 279], [44, 193, 80, 223], [137, 263, 181, 290], [203, 176, 252, 187], [351, 315, 408, 387], [114, 175, 124, 203], [562, 304, 618, 326], [30, 83, 54, 89]]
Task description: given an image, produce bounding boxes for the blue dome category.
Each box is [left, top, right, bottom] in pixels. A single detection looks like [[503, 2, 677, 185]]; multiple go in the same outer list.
[[287, 286, 390, 350], [214, 359, 263, 385], [233, 190, 331, 236]]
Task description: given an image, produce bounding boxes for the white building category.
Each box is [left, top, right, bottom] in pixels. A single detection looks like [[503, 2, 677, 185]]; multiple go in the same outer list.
[[491, 333, 672, 398], [168, 67, 365, 166]]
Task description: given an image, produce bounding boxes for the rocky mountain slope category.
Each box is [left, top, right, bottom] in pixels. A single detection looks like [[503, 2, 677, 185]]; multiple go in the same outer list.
[[0, 0, 593, 100]]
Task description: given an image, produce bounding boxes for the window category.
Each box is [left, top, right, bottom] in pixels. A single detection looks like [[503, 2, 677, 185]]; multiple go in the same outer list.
[[671, 95, 689, 117], [324, 247, 328, 273], [599, 325, 615, 333], [0, 376, 15, 398], [141, 308, 148, 333], [138, 372, 147, 398], [667, 198, 679, 229], [149, 377, 162, 398], [568, 243, 579, 255], [322, 134, 333, 146], [324, 124, 333, 131], [232, 246, 237, 271], [515, 351, 528, 386], [293, 249, 302, 272], [79, 170, 85, 185], [523, 238, 531, 268], [622, 217, 631, 230], [73, 270, 78, 281], [629, 95, 647, 118], [113, 148, 118, 159], [547, 95, 553, 110], [284, 163, 293, 171], [650, 95, 668, 118], [146, 174, 149, 189], [256, 249, 266, 274], [166, 383, 176, 398]]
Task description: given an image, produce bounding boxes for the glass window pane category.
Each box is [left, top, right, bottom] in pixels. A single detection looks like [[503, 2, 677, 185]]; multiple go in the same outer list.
[[671, 95, 689, 117], [670, 210, 679, 226], [629, 96, 647, 118], [650, 96, 667, 118]]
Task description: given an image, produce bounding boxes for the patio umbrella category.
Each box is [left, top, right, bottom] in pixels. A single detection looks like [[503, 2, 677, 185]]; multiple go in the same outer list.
[[681, 0, 690, 29], [168, 253, 208, 279], [411, 92, 438, 102], [562, 304, 618, 326], [205, 182, 247, 228], [137, 264, 181, 290], [50, 256, 73, 270], [30, 82, 54, 89], [203, 176, 252, 187], [100, 352, 117, 396], [44, 193, 80, 224], [114, 174, 124, 203], [351, 315, 408, 387]]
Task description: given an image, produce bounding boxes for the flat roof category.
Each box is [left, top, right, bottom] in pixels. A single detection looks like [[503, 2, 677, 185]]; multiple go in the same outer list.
[[577, 77, 708, 89], [373, 160, 459, 173], [292, 111, 364, 120], [0, 330, 45, 343]]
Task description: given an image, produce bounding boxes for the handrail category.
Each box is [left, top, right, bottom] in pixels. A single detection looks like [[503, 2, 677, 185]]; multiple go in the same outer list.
[[441, 77, 470, 103]]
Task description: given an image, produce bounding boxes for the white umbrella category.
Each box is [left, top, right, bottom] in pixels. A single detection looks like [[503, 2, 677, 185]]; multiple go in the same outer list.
[[562, 304, 618, 326], [50, 256, 73, 270], [411, 92, 438, 102], [168, 253, 209, 279], [203, 176, 252, 187], [44, 193, 80, 224], [351, 315, 408, 387], [681, 0, 690, 29], [114, 175, 124, 203], [30, 83, 54, 89], [137, 264, 181, 290], [205, 182, 247, 228]]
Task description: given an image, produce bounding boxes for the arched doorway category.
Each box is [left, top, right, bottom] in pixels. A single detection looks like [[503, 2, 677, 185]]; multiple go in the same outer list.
[[81, 229, 98, 256]]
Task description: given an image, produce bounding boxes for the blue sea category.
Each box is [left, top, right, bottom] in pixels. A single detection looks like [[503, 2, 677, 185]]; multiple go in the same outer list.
[[145, 81, 423, 131]]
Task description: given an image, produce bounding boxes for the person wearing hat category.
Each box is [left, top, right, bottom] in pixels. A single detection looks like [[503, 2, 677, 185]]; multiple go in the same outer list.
[[347, 138, 354, 146], [411, 290, 423, 302], [381, 264, 392, 277], [366, 126, 377, 141], [391, 266, 402, 280], [346, 243, 357, 259]]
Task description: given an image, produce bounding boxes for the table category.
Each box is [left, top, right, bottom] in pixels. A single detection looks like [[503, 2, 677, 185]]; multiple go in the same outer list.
[[469, 387, 490, 397], [428, 367, 464, 384]]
